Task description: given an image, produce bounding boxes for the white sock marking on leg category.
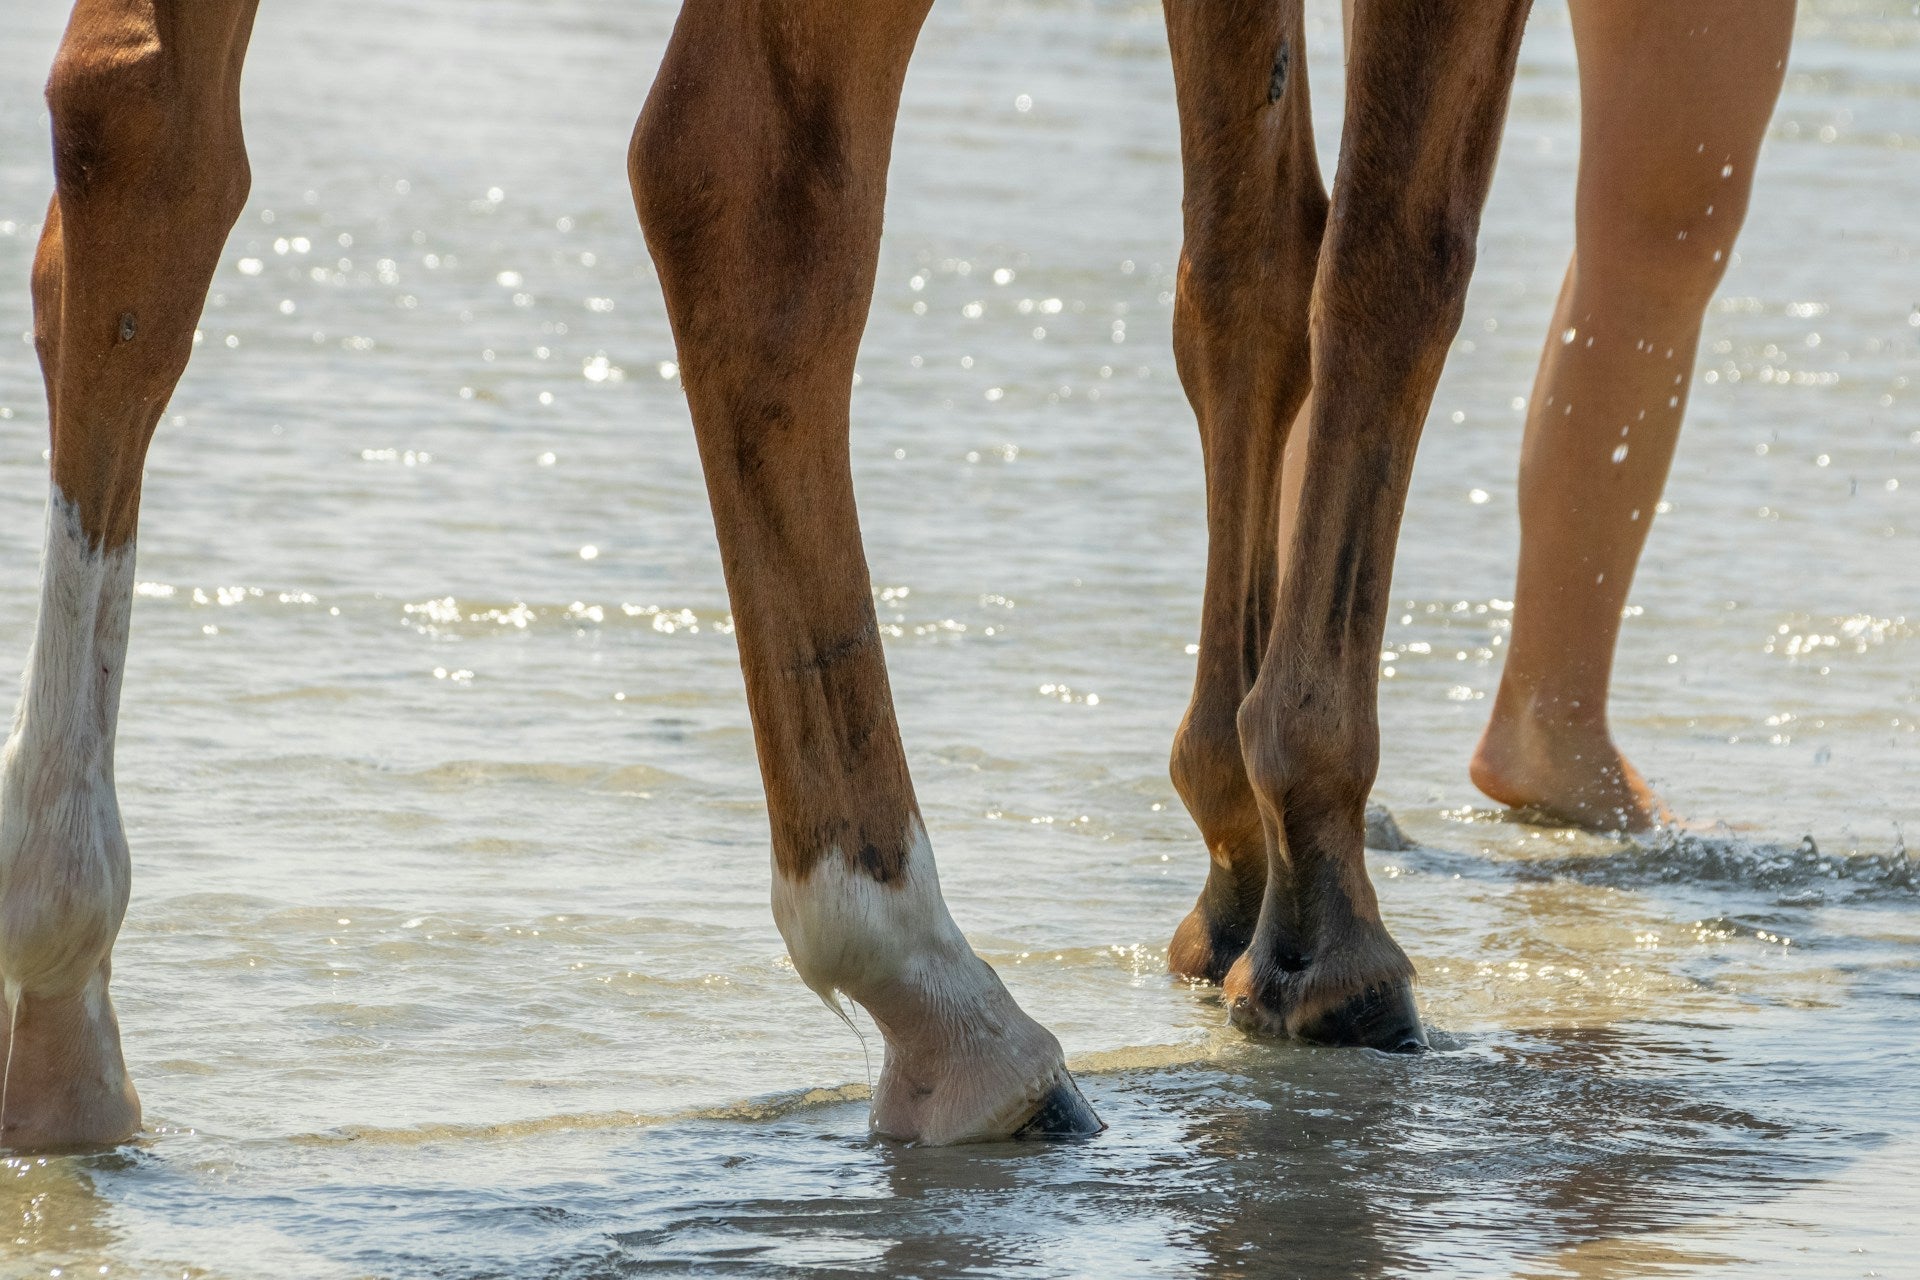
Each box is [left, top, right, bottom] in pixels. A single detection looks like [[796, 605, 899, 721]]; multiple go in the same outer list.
[[770, 821, 1070, 1141], [771, 820, 983, 1016], [0, 486, 134, 1024]]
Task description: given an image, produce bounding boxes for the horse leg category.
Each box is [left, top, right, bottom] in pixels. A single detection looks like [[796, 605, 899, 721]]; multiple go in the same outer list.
[[0, 0, 257, 1149], [1225, 1, 1533, 1048], [1161, 0, 1326, 984], [631, 0, 1100, 1143]]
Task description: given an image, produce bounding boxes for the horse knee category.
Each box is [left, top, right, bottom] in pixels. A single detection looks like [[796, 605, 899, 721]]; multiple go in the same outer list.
[[46, 30, 249, 228], [1317, 202, 1479, 374], [45, 26, 169, 195], [1173, 186, 1326, 359], [629, 81, 724, 294]]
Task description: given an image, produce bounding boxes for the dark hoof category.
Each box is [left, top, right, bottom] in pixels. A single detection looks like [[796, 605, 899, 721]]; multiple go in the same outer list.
[[1295, 982, 1428, 1054], [1013, 1073, 1105, 1139]]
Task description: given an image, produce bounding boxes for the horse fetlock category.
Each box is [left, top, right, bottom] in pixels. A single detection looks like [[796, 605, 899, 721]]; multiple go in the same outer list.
[[772, 829, 1097, 1143], [0, 491, 135, 1004], [0, 735, 130, 1005]]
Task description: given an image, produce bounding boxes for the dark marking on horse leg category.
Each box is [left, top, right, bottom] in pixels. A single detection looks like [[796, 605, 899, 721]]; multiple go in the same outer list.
[[855, 840, 901, 884], [1324, 525, 1363, 642], [1268, 40, 1290, 104]]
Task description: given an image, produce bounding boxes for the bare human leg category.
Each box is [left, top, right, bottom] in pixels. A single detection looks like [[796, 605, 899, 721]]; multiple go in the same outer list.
[[1471, 0, 1795, 832], [1162, 0, 1327, 985], [631, 0, 1100, 1143], [1226, 1, 1533, 1049], [0, 0, 257, 1149]]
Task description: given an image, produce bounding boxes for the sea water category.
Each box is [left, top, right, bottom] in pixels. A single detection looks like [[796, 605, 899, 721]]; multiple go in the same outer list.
[[0, 1, 1914, 1275]]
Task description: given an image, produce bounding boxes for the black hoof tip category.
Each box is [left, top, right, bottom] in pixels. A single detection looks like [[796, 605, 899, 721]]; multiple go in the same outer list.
[[1013, 1074, 1105, 1140], [1296, 982, 1428, 1054]]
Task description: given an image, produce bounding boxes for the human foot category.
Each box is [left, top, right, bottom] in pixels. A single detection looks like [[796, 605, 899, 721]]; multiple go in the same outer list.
[[1471, 712, 1675, 833]]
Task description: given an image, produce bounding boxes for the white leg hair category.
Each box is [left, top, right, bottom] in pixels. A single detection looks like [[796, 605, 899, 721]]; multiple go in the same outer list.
[[771, 819, 1079, 1143], [0, 487, 136, 1123], [772, 820, 976, 1011]]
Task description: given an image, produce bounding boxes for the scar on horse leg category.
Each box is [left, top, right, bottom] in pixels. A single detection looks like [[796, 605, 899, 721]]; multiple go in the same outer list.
[[632, 0, 1099, 1144], [1224, 1, 1534, 1051], [1161, 0, 1326, 985], [0, 0, 257, 1150]]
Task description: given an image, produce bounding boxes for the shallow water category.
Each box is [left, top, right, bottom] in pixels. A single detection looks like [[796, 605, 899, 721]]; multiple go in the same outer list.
[[0, 1, 1916, 1276]]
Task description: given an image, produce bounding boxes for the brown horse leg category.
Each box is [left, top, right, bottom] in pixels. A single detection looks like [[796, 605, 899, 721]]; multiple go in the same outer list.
[[631, 1, 1100, 1143], [0, 0, 257, 1149], [1161, 0, 1326, 985], [1225, 1, 1533, 1049]]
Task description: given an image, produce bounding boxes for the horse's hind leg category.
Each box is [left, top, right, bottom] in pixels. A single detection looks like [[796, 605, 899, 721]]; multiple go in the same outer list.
[[1, 0, 257, 1149], [1226, 1, 1532, 1048], [631, 0, 1100, 1144], [1161, 0, 1326, 984]]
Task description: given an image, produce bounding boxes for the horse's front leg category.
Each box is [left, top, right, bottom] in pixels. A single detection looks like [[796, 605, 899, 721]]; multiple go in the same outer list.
[[1226, 0, 1534, 1049], [1161, 0, 1327, 985], [630, 0, 1100, 1144], [1, 0, 258, 1149]]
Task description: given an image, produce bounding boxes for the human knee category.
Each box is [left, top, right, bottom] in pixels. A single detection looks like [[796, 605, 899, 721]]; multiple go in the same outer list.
[[1574, 162, 1755, 310]]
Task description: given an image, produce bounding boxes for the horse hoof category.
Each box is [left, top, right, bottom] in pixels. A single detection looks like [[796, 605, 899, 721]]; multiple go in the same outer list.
[[1013, 1072, 1105, 1139], [1295, 981, 1428, 1054]]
